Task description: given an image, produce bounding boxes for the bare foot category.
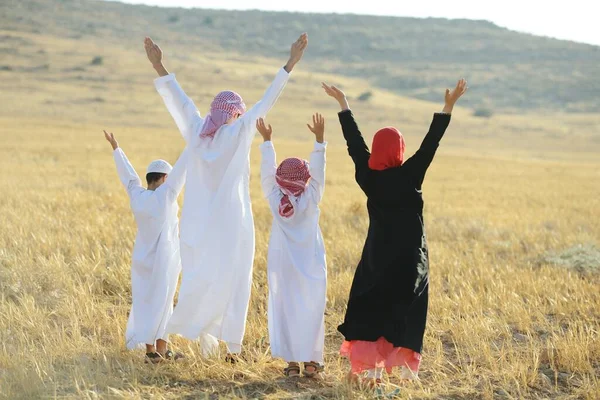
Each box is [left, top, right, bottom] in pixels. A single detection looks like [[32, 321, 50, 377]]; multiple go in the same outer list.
[[346, 371, 360, 385], [400, 366, 419, 381]]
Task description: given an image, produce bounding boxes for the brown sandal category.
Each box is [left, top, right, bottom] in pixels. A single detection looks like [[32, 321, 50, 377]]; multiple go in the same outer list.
[[303, 361, 324, 379], [284, 362, 301, 378], [163, 350, 184, 361], [364, 378, 383, 389], [225, 353, 239, 364], [144, 352, 163, 364]]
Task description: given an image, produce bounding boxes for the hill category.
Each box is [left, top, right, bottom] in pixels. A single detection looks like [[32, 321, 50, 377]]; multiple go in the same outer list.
[[2, 0, 600, 112]]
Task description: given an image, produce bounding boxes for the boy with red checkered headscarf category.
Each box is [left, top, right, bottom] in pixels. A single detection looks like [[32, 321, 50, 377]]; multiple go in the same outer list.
[[145, 34, 307, 358], [256, 114, 327, 379]]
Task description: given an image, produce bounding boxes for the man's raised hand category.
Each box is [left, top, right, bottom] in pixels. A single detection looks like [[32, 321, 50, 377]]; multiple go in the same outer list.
[[103, 130, 119, 151], [307, 113, 325, 144], [144, 37, 162, 66], [256, 118, 273, 142], [145, 37, 169, 77], [285, 33, 308, 73]]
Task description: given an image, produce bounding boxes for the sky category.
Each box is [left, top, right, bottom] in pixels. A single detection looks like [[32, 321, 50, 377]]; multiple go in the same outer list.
[[110, 0, 600, 46]]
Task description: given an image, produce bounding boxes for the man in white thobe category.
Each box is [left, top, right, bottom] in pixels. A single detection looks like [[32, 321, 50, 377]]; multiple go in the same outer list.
[[143, 34, 308, 356], [104, 130, 187, 362]]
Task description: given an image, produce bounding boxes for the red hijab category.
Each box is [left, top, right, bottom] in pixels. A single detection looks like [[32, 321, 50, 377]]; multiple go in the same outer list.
[[368, 127, 405, 171]]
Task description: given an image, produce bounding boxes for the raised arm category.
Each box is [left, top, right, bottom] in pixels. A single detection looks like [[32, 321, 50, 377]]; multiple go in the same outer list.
[[307, 113, 327, 203], [240, 33, 308, 126], [322, 83, 371, 190], [105, 130, 143, 197], [145, 37, 169, 77], [404, 79, 468, 186], [145, 37, 204, 143], [257, 118, 278, 198], [156, 148, 189, 203], [337, 110, 370, 169], [321, 83, 369, 166]]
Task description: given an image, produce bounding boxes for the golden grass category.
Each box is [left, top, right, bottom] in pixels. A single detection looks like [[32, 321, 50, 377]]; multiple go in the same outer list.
[[0, 29, 599, 399]]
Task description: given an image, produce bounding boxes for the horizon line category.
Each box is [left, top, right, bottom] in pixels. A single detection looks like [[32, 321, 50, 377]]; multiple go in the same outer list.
[[103, 0, 600, 47]]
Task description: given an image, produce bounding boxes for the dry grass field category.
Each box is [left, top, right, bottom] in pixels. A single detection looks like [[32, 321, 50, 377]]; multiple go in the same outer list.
[[0, 12, 599, 400]]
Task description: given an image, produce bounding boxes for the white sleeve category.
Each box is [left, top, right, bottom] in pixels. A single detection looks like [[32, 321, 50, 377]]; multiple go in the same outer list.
[[156, 148, 188, 204], [154, 73, 204, 143], [308, 141, 327, 204], [113, 148, 144, 198], [240, 68, 290, 130], [260, 141, 279, 198]]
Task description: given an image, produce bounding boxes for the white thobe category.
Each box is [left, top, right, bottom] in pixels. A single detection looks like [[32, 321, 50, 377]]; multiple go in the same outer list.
[[260, 141, 327, 363], [154, 67, 290, 353], [112, 148, 188, 349]]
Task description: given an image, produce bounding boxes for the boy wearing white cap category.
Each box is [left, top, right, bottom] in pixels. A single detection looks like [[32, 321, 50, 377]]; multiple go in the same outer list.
[[104, 130, 188, 363]]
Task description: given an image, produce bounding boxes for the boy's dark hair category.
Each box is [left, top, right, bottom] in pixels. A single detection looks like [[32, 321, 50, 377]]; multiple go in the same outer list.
[[146, 172, 167, 185]]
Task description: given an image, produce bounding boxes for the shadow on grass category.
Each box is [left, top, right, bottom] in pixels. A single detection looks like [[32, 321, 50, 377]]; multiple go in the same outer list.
[[153, 375, 345, 399]]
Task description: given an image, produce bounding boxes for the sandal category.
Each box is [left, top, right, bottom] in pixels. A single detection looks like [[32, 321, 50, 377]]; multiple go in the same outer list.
[[144, 352, 163, 364], [364, 378, 383, 389], [163, 350, 184, 361], [284, 362, 301, 378], [225, 353, 242, 364], [303, 361, 324, 379]]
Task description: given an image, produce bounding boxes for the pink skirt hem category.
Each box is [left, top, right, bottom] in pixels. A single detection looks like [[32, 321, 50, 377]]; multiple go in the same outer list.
[[340, 337, 421, 374]]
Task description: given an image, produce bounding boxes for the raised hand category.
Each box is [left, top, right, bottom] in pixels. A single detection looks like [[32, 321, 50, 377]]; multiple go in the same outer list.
[[284, 33, 308, 73], [103, 130, 119, 151], [256, 118, 273, 142], [307, 113, 325, 144], [443, 78, 468, 113], [144, 37, 169, 76], [321, 82, 350, 111], [144, 37, 162, 65]]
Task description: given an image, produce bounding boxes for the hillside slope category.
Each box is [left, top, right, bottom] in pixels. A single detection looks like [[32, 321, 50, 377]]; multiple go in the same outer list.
[[2, 0, 599, 112]]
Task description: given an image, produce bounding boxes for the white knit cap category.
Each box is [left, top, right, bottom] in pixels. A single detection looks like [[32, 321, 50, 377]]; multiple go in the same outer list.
[[146, 159, 172, 174]]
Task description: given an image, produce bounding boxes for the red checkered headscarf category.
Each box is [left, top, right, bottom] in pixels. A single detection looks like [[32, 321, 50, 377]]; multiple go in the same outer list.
[[275, 158, 311, 218], [368, 127, 406, 170], [200, 91, 247, 139]]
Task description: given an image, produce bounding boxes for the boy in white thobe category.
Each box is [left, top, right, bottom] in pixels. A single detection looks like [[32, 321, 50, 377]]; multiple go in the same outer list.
[[143, 34, 308, 357], [256, 115, 327, 379], [104, 130, 187, 363]]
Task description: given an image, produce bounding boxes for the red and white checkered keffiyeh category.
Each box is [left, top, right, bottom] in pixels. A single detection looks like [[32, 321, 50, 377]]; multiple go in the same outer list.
[[200, 90, 247, 139], [275, 157, 311, 218]]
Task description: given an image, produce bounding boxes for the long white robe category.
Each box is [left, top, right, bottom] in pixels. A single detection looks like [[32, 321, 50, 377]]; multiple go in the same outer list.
[[112, 148, 188, 349], [154, 67, 290, 353], [260, 141, 327, 363]]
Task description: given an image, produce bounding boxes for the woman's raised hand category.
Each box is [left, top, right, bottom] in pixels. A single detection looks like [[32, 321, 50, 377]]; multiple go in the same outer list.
[[322, 82, 350, 111]]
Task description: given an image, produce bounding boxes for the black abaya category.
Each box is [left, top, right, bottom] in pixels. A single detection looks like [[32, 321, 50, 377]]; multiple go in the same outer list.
[[337, 110, 451, 354]]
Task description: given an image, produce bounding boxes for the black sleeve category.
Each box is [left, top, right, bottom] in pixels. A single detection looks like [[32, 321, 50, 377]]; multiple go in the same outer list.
[[338, 110, 371, 192], [403, 113, 451, 187]]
